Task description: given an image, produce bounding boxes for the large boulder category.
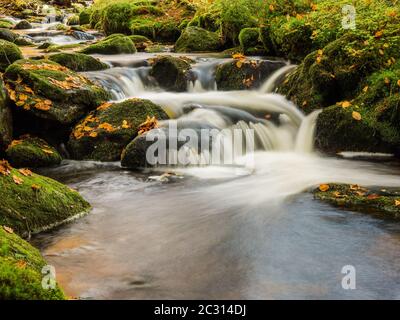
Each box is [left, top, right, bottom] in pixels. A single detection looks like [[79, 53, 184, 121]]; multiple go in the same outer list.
[[3, 59, 110, 125], [81, 34, 137, 55], [120, 131, 157, 169], [6, 136, 62, 168], [149, 56, 192, 92], [48, 53, 109, 72], [13, 20, 32, 30], [68, 99, 169, 161], [175, 27, 222, 53], [216, 58, 286, 90], [0, 80, 13, 153], [0, 227, 65, 300], [0, 159, 91, 237], [0, 40, 23, 72], [238, 28, 264, 56]]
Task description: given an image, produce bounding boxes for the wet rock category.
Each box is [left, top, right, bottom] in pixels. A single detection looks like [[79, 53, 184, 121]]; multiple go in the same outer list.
[[0, 28, 18, 42], [0, 79, 13, 153], [128, 35, 152, 51], [81, 34, 137, 55], [314, 184, 400, 218], [0, 227, 65, 299], [0, 159, 91, 237], [154, 20, 181, 42], [175, 27, 222, 53], [0, 19, 13, 29], [0, 40, 23, 72], [14, 19, 32, 30], [149, 55, 192, 92], [6, 135, 62, 168], [215, 59, 286, 90], [13, 36, 33, 46], [3, 59, 111, 125], [37, 42, 52, 49], [68, 98, 169, 161], [49, 53, 109, 72]]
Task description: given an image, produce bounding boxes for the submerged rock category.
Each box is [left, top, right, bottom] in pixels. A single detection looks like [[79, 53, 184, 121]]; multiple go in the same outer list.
[[0, 40, 23, 72], [0, 160, 91, 237], [215, 59, 286, 90], [68, 99, 169, 161], [0, 227, 65, 300], [3, 59, 110, 125], [314, 184, 400, 218], [6, 136, 62, 168], [149, 55, 192, 92], [48, 53, 109, 72], [81, 34, 137, 55], [175, 27, 222, 53]]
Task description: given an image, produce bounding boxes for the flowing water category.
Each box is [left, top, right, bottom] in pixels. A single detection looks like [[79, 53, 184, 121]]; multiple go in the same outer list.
[[12, 24, 400, 299]]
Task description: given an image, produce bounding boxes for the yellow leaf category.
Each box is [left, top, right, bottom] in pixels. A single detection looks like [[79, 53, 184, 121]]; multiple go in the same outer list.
[[18, 94, 28, 101], [362, 85, 369, 93], [0, 160, 12, 176], [394, 200, 400, 206], [138, 116, 159, 135], [122, 120, 130, 129], [384, 77, 391, 84], [42, 148, 54, 155], [89, 132, 98, 138], [31, 184, 41, 191], [319, 184, 330, 192], [397, 80, 400, 87], [3, 226, 14, 234], [236, 60, 243, 68], [379, 49, 385, 56], [13, 175, 24, 185], [232, 53, 245, 60], [374, 30, 383, 38], [269, 4, 275, 11], [341, 101, 351, 108], [352, 111, 362, 121]]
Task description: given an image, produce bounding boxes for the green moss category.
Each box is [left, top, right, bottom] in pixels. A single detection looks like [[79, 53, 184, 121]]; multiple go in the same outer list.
[[14, 20, 32, 30], [79, 8, 92, 25], [120, 131, 156, 169], [0, 39, 23, 72], [3, 59, 110, 125], [0, 161, 91, 237], [0, 227, 65, 300], [81, 34, 137, 54], [48, 53, 109, 72], [68, 98, 169, 161], [239, 28, 264, 55], [130, 18, 156, 39], [149, 55, 191, 92], [175, 26, 222, 53], [154, 20, 181, 43], [66, 15, 80, 26], [6, 136, 62, 168], [314, 184, 400, 218], [0, 20, 13, 29], [0, 28, 18, 42]]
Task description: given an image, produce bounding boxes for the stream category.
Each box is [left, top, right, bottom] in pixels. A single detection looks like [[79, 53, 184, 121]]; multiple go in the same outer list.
[[9, 16, 400, 299]]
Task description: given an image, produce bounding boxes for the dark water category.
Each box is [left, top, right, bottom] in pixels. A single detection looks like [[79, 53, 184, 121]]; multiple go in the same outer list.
[[33, 160, 400, 300]]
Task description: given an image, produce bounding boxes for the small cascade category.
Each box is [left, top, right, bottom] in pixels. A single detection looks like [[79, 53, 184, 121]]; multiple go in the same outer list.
[[259, 64, 297, 93], [187, 59, 225, 92]]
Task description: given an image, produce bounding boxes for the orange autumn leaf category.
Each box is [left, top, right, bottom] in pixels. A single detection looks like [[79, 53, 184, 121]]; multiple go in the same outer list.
[[319, 184, 330, 192], [236, 60, 243, 68], [18, 94, 28, 101], [269, 4, 275, 11], [341, 101, 352, 108], [362, 85, 369, 93], [367, 194, 380, 200], [0, 160, 12, 176], [121, 120, 130, 129], [395, 200, 400, 207], [19, 168, 32, 177], [374, 30, 383, 38], [89, 132, 98, 138], [352, 111, 362, 121], [3, 226, 14, 234], [98, 122, 115, 132], [232, 53, 245, 60], [138, 116, 159, 135], [397, 80, 400, 87], [34, 102, 51, 111], [16, 260, 27, 269], [13, 175, 24, 185], [97, 102, 112, 111]]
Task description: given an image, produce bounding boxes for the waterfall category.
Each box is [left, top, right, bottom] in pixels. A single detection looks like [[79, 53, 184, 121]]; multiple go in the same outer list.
[[259, 64, 297, 93]]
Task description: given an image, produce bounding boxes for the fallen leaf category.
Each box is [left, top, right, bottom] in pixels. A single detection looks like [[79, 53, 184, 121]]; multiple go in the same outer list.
[[31, 184, 41, 191], [269, 4, 275, 11], [367, 194, 380, 200], [352, 111, 362, 121], [42, 148, 54, 155], [362, 85, 369, 93], [384, 77, 391, 85], [397, 80, 400, 87], [98, 122, 115, 132], [3, 226, 14, 234], [89, 132, 98, 138], [138, 116, 159, 135], [13, 175, 23, 185], [0, 160, 12, 176], [319, 184, 330, 192], [16, 260, 27, 269], [374, 30, 383, 38], [232, 53, 245, 60], [236, 60, 243, 68], [341, 101, 351, 108], [19, 168, 32, 177], [121, 120, 130, 129]]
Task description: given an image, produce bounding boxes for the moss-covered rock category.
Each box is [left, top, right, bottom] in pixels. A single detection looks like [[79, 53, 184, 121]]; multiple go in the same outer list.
[[48, 53, 109, 72], [66, 15, 80, 26], [0, 28, 18, 42], [216, 59, 286, 90], [6, 136, 62, 168], [149, 56, 191, 92], [14, 20, 32, 30], [128, 35, 152, 51], [79, 8, 92, 25], [0, 19, 13, 29], [314, 184, 400, 218], [120, 131, 158, 169], [238, 28, 264, 56], [154, 20, 181, 43], [130, 18, 156, 39], [0, 160, 91, 237], [175, 26, 222, 53], [81, 34, 136, 55], [68, 99, 169, 161], [0, 80, 12, 153], [0, 227, 65, 300], [3, 59, 111, 125], [0, 40, 23, 73]]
